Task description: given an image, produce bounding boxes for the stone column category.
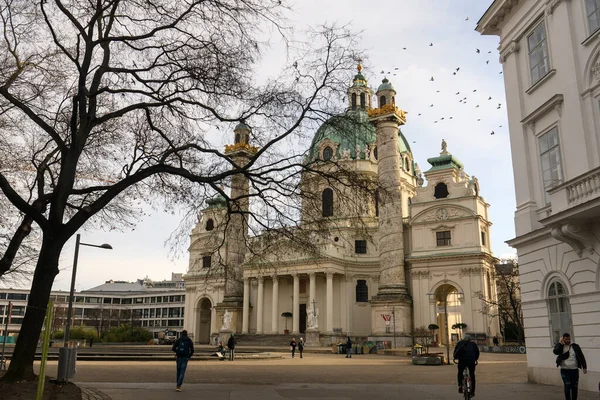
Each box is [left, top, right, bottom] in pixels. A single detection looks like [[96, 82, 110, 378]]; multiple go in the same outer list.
[[242, 278, 250, 334], [309, 272, 316, 313], [256, 276, 264, 334], [271, 275, 279, 333], [326, 272, 334, 333], [210, 306, 217, 335], [292, 273, 300, 334]]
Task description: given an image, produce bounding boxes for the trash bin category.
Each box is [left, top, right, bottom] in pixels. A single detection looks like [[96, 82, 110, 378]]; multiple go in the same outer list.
[[57, 347, 77, 382]]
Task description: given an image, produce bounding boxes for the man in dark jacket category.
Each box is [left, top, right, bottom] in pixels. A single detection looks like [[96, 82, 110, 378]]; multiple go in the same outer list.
[[553, 333, 587, 400], [453, 334, 480, 396], [227, 333, 237, 361], [172, 330, 194, 392], [345, 336, 353, 358]]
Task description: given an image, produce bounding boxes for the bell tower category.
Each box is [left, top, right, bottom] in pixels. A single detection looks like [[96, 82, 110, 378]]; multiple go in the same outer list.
[[347, 59, 374, 111], [368, 78, 413, 344]]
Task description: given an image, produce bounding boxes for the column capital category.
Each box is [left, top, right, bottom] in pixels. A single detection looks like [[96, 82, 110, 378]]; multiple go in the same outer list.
[[272, 273, 279, 282], [243, 277, 250, 284], [308, 272, 316, 279], [326, 271, 334, 279], [257, 276, 264, 284], [291, 272, 299, 279]]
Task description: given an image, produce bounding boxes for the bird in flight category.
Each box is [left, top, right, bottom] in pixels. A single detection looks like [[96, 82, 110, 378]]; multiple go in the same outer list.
[[465, 17, 469, 21], [429, 43, 433, 46], [488, 96, 492, 100], [490, 131, 495, 135], [476, 49, 480, 54], [430, 77, 435, 81], [455, 92, 460, 95], [430, 104, 434, 107]]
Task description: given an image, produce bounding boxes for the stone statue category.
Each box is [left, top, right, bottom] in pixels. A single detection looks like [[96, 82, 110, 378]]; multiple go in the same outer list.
[[307, 305, 319, 329], [441, 139, 448, 153], [467, 176, 479, 196], [222, 309, 232, 330], [414, 163, 424, 187]]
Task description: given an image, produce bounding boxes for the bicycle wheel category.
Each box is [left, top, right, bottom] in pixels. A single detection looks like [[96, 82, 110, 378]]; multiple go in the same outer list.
[[463, 367, 471, 400]]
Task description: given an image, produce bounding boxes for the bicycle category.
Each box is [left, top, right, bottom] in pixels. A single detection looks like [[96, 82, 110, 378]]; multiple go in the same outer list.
[[453, 359, 476, 399]]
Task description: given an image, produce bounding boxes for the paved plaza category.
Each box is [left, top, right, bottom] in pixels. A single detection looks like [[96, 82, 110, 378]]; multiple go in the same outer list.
[[30, 351, 598, 399]]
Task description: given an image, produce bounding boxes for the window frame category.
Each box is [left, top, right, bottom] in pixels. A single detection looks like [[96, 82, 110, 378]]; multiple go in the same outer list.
[[322, 146, 333, 161], [436, 230, 452, 247], [538, 126, 563, 204], [355, 239, 367, 254], [547, 280, 572, 345], [202, 255, 212, 269], [355, 280, 368, 302], [585, 0, 600, 36], [322, 188, 334, 217], [527, 20, 550, 85]]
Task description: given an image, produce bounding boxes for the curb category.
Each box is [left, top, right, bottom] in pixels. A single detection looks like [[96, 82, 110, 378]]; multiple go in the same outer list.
[[81, 386, 112, 400]]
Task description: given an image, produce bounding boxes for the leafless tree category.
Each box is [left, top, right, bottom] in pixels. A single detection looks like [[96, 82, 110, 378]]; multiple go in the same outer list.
[[475, 261, 524, 345], [0, 0, 365, 381]]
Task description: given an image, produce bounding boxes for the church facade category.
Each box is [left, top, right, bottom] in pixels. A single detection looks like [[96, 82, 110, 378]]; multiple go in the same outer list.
[[183, 65, 500, 347]]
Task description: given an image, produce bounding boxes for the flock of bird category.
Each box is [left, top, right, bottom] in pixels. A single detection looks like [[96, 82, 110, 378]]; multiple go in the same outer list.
[[373, 16, 506, 139]]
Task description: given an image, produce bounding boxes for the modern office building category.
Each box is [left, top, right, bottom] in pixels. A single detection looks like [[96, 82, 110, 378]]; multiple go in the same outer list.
[[477, 0, 600, 391]]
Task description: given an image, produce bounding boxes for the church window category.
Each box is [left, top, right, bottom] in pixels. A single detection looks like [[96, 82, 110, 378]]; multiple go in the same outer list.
[[373, 146, 378, 160], [539, 127, 563, 204], [481, 231, 486, 246], [404, 158, 410, 172], [323, 146, 333, 161], [205, 218, 214, 231], [299, 279, 307, 294], [235, 133, 240, 143], [374, 190, 379, 217], [322, 188, 334, 217], [380, 95, 386, 107], [586, 0, 600, 34], [202, 255, 212, 268], [356, 280, 368, 302], [436, 231, 451, 246], [355, 240, 367, 254], [351, 93, 357, 109], [434, 182, 449, 199], [547, 280, 572, 344], [360, 93, 366, 108]]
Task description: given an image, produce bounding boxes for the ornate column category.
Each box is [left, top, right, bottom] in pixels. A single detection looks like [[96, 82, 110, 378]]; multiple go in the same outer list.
[[326, 272, 334, 333], [242, 277, 250, 334], [309, 272, 316, 313], [292, 273, 300, 334], [271, 275, 279, 333], [256, 276, 264, 334]]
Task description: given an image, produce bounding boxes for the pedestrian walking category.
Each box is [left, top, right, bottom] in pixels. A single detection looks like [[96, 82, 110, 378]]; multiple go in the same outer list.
[[345, 336, 352, 358], [290, 337, 297, 358], [89, 337, 94, 348], [298, 337, 304, 359], [172, 330, 194, 392], [492, 336, 499, 346], [227, 333, 237, 361], [553, 333, 587, 400]]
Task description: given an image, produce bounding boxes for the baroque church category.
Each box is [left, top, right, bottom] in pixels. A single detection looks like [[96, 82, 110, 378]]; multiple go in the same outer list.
[[183, 63, 501, 347]]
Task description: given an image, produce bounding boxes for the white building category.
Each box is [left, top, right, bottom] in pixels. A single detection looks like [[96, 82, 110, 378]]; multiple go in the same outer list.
[[477, 0, 600, 391], [0, 273, 185, 340], [184, 64, 501, 348]]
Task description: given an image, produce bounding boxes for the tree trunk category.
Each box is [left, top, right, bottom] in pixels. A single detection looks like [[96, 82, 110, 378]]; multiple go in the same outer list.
[[1, 240, 61, 382]]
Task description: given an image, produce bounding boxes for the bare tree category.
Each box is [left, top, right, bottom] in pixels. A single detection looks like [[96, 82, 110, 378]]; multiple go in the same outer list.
[[0, 0, 363, 381], [475, 261, 524, 345]]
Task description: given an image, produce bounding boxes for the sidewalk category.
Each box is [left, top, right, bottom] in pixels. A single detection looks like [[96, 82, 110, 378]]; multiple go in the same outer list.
[[81, 382, 599, 400]]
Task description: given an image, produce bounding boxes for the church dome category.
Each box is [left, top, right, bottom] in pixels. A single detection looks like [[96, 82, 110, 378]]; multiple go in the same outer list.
[[377, 77, 394, 92], [308, 109, 412, 161], [206, 194, 227, 209]]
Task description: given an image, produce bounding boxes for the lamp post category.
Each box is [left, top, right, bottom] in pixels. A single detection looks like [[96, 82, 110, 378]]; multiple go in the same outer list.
[[63, 234, 112, 347], [427, 288, 463, 365]]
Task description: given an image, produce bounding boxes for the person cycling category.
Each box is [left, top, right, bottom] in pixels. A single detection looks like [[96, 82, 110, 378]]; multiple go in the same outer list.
[[453, 334, 480, 397]]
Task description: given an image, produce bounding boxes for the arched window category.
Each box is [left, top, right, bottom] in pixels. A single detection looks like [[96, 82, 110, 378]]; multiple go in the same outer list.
[[351, 93, 357, 109], [392, 96, 395, 105], [380, 95, 386, 106], [202, 255, 212, 269], [323, 146, 333, 161], [373, 146, 378, 160], [404, 158, 410, 172], [374, 190, 379, 217], [434, 182, 449, 199], [360, 93, 366, 108], [235, 133, 240, 143], [205, 218, 214, 231], [547, 280, 572, 344], [356, 280, 368, 302], [322, 188, 333, 217]]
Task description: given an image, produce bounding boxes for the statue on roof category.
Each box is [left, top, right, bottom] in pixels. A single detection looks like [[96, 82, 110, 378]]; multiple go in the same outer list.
[[441, 139, 448, 154]]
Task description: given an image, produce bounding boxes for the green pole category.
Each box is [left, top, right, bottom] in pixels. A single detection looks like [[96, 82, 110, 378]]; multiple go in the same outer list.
[[36, 301, 54, 400]]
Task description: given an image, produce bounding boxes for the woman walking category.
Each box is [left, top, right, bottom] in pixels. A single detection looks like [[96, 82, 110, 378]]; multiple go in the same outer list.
[[290, 337, 297, 359], [298, 337, 305, 359]]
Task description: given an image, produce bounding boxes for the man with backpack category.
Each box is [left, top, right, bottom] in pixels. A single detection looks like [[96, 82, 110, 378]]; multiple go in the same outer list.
[[227, 333, 237, 361], [453, 334, 480, 397], [172, 330, 194, 392]]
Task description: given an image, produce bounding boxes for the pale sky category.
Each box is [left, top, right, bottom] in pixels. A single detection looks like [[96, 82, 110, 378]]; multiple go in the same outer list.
[[8, 0, 514, 292]]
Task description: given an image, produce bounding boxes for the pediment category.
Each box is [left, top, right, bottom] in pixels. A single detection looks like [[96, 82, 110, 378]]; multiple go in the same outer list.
[[411, 205, 476, 224]]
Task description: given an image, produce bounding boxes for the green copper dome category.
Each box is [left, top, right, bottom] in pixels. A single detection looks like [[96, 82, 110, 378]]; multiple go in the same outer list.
[[206, 194, 227, 209], [426, 153, 464, 172], [234, 122, 250, 131], [308, 109, 412, 161], [377, 77, 395, 92]]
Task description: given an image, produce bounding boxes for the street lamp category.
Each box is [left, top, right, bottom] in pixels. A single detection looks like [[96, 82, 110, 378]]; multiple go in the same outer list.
[[427, 288, 463, 365], [63, 234, 112, 347]]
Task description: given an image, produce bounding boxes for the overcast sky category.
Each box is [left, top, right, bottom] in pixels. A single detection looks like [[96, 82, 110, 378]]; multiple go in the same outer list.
[[13, 0, 513, 293]]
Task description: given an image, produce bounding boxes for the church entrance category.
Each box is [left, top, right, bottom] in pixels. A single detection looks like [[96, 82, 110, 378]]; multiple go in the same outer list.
[[196, 298, 212, 344], [300, 303, 306, 333], [434, 285, 463, 346]]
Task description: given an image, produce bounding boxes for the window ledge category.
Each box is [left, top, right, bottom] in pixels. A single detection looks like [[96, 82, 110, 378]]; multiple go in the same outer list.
[[526, 69, 556, 95], [582, 28, 600, 46]]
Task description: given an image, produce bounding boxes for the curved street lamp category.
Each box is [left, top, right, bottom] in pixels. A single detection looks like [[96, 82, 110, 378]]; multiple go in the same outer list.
[[63, 234, 112, 346]]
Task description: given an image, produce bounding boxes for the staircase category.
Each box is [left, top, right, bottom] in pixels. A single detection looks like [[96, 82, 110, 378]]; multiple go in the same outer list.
[[232, 334, 296, 346]]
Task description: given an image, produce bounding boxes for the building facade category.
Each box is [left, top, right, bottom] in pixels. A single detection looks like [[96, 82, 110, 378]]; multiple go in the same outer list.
[[184, 65, 501, 347], [0, 273, 185, 340], [477, 0, 600, 391]]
